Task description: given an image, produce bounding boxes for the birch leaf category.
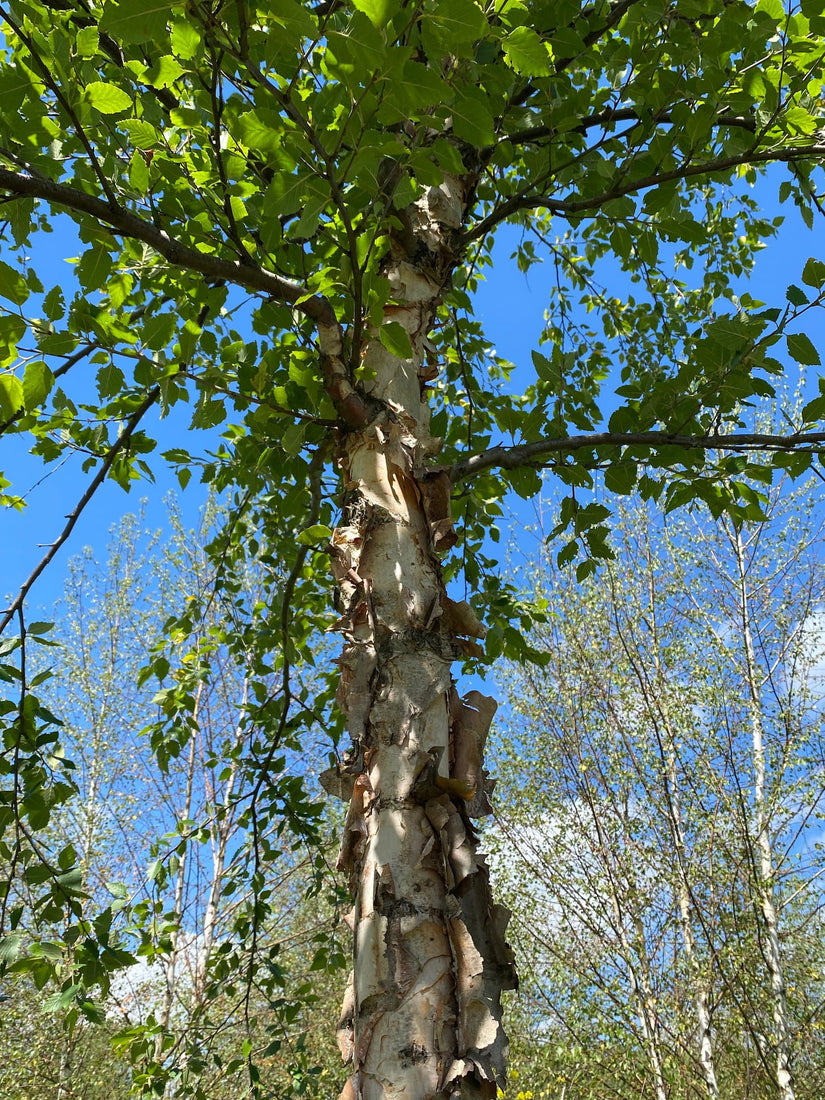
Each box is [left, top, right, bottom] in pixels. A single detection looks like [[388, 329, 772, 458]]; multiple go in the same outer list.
[[503, 26, 552, 75], [84, 81, 132, 114]]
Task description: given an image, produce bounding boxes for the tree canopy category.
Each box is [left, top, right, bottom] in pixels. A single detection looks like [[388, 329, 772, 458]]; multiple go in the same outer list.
[[2, 0, 825, 1097]]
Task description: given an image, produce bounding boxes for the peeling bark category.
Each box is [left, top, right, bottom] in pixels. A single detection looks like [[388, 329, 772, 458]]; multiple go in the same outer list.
[[320, 175, 516, 1099]]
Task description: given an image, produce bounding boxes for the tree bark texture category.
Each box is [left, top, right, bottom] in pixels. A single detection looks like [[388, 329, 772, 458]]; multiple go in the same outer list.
[[321, 175, 516, 1099]]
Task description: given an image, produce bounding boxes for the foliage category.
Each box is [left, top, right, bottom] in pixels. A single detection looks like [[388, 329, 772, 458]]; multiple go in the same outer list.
[[0, 0, 825, 1094], [492, 478, 825, 1099], [1, 505, 345, 1098]]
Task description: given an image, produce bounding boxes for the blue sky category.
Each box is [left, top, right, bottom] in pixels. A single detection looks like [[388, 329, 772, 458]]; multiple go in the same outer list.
[[2, 173, 823, 621]]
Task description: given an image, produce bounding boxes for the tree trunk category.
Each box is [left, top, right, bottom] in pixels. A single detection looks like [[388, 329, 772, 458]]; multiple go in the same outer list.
[[155, 684, 201, 1069], [733, 527, 795, 1100], [321, 175, 516, 1099], [664, 734, 718, 1099], [588, 803, 668, 1100], [639, 563, 719, 1099]]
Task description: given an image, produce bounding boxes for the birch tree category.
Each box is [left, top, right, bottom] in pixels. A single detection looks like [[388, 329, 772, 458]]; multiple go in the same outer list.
[[493, 484, 825, 1100], [2, 2, 825, 1098]]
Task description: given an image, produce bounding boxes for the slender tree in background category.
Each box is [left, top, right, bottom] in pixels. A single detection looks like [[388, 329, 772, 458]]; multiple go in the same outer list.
[[492, 478, 825, 1100], [2, 505, 347, 1099], [2, 2, 825, 1097]]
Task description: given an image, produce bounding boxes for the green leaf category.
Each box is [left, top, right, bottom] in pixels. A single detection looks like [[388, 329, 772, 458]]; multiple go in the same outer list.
[[783, 106, 817, 136], [43, 286, 65, 321], [38, 941, 64, 961], [287, 190, 329, 240], [123, 118, 159, 149], [378, 322, 413, 358], [56, 867, 84, 892], [557, 540, 578, 567], [398, 61, 452, 109], [296, 524, 332, 546], [0, 260, 29, 306], [786, 284, 808, 306], [281, 421, 305, 455], [451, 87, 495, 146], [603, 462, 637, 495], [22, 361, 54, 410], [77, 248, 113, 292], [801, 0, 825, 26], [7, 195, 35, 247], [27, 621, 54, 635], [140, 55, 185, 88], [0, 374, 23, 420], [576, 559, 597, 582], [84, 81, 132, 114], [802, 257, 825, 289], [99, 0, 179, 44], [43, 984, 82, 1012], [502, 26, 552, 76], [0, 932, 22, 963], [531, 349, 560, 384], [786, 332, 821, 366], [422, 0, 487, 52], [129, 150, 151, 193], [265, 172, 326, 218], [236, 109, 287, 156], [802, 396, 825, 423], [80, 999, 107, 1024], [170, 20, 201, 58], [141, 312, 177, 350], [352, 0, 400, 28]]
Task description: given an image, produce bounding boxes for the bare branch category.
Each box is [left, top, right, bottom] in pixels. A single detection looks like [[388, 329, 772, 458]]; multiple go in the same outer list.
[[449, 430, 825, 484]]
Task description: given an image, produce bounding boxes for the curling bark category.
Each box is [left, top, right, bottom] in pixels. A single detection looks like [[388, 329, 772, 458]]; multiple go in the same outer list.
[[321, 175, 516, 1100]]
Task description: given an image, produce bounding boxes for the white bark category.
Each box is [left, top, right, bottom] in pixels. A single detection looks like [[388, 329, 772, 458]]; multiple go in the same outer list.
[[640, 564, 719, 1099], [664, 736, 718, 1099], [322, 177, 515, 1099], [587, 803, 668, 1100], [194, 679, 247, 1006], [733, 526, 795, 1100], [155, 682, 202, 1066]]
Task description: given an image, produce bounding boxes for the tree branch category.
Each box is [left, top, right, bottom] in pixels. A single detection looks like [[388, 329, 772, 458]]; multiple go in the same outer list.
[[0, 386, 160, 635], [502, 108, 756, 150], [0, 167, 336, 327], [0, 167, 371, 426], [449, 430, 825, 484], [465, 142, 825, 242]]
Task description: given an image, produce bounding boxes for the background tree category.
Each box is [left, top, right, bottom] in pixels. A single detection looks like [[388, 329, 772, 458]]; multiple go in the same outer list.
[[492, 474, 825, 1100], [1, 504, 347, 1099], [1, 2, 825, 1098]]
